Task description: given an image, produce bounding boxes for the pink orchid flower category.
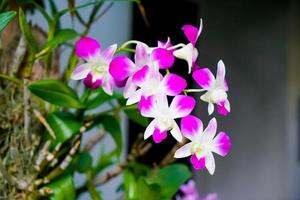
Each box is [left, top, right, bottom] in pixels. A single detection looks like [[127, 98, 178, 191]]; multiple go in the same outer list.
[[125, 65, 187, 105], [192, 60, 230, 116], [138, 95, 195, 143], [174, 115, 231, 175], [71, 37, 117, 95], [173, 19, 202, 74]]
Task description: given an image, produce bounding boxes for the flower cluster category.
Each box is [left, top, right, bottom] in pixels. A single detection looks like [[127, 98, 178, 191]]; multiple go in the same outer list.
[[71, 19, 231, 175], [177, 180, 220, 200]]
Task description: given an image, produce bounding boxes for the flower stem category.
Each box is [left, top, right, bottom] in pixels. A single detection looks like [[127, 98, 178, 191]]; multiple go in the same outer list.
[[184, 89, 205, 93]]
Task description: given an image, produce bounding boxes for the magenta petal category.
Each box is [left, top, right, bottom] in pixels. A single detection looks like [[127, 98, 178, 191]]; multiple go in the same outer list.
[[138, 96, 154, 118], [132, 65, 149, 87], [190, 154, 206, 170], [83, 73, 102, 90], [151, 48, 175, 69], [192, 68, 215, 90], [114, 79, 127, 88], [182, 25, 199, 46], [217, 100, 230, 116], [181, 115, 203, 140], [170, 95, 196, 119], [152, 128, 167, 143], [135, 42, 148, 67], [109, 56, 135, 81], [213, 131, 231, 157], [75, 37, 100, 59], [163, 74, 187, 96]]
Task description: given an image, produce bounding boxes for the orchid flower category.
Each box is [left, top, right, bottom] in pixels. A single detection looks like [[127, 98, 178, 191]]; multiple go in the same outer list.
[[177, 180, 220, 200], [173, 19, 203, 74], [138, 95, 195, 143], [71, 37, 117, 95], [174, 115, 231, 175], [125, 65, 187, 105], [192, 60, 230, 116]]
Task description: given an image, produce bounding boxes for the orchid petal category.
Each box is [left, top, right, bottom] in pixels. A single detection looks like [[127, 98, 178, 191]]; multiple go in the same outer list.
[[203, 118, 217, 142], [135, 42, 149, 68], [170, 121, 182, 142], [212, 131, 231, 157], [151, 48, 175, 69], [144, 119, 157, 139], [102, 75, 114, 95], [216, 60, 226, 83], [152, 128, 167, 143], [126, 89, 142, 105], [132, 65, 149, 87], [192, 68, 215, 90], [109, 56, 135, 81], [123, 77, 137, 98], [75, 37, 100, 59], [162, 74, 187, 96], [217, 100, 230, 116], [182, 25, 199, 46], [138, 96, 156, 118], [208, 102, 214, 115], [174, 142, 193, 158], [170, 95, 195, 119], [205, 152, 216, 175], [181, 115, 203, 141], [190, 154, 206, 170], [101, 44, 117, 62], [71, 64, 90, 80], [173, 43, 194, 74]]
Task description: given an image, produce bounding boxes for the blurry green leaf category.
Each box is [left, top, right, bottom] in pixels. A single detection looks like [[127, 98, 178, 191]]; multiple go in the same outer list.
[[124, 109, 149, 127], [123, 169, 137, 200], [0, 11, 16, 33], [46, 112, 82, 145], [74, 152, 93, 173], [44, 29, 78, 49], [47, 174, 75, 200], [147, 164, 191, 199], [28, 80, 83, 108], [99, 115, 122, 157], [93, 149, 116, 175], [27, 0, 52, 25], [18, 8, 38, 53], [86, 88, 114, 110], [136, 178, 162, 200]]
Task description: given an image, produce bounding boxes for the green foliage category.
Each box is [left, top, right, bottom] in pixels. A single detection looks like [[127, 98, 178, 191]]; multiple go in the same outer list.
[[74, 152, 93, 173], [98, 115, 123, 157], [124, 109, 149, 127], [86, 88, 114, 110], [46, 112, 82, 145], [0, 11, 16, 33], [123, 164, 191, 200], [47, 174, 76, 200], [18, 8, 38, 53], [28, 80, 84, 108]]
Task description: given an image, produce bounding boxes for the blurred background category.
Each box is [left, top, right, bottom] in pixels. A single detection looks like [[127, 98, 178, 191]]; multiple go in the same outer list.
[[29, 0, 300, 199]]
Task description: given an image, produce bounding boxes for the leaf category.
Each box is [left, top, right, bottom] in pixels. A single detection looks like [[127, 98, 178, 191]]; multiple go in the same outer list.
[[99, 115, 122, 157], [93, 149, 116, 176], [47, 174, 75, 200], [44, 29, 78, 49], [18, 8, 38, 53], [46, 112, 82, 145], [86, 88, 114, 110], [28, 80, 83, 108], [136, 178, 162, 200], [124, 109, 149, 127], [147, 164, 191, 199], [0, 11, 16, 33], [74, 152, 93, 173], [123, 169, 137, 200]]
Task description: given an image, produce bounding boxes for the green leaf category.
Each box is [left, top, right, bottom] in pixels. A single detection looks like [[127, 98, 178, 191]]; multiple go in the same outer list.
[[28, 80, 83, 108], [44, 29, 78, 50], [18, 8, 38, 53], [93, 149, 116, 176], [74, 152, 93, 173], [47, 174, 75, 200], [99, 115, 122, 157], [136, 178, 162, 200], [46, 112, 82, 145], [0, 11, 16, 33], [123, 169, 137, 200], [86, 88, 114, 110], [124, 109, 149, 127], [147, 164, 191, 199]]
